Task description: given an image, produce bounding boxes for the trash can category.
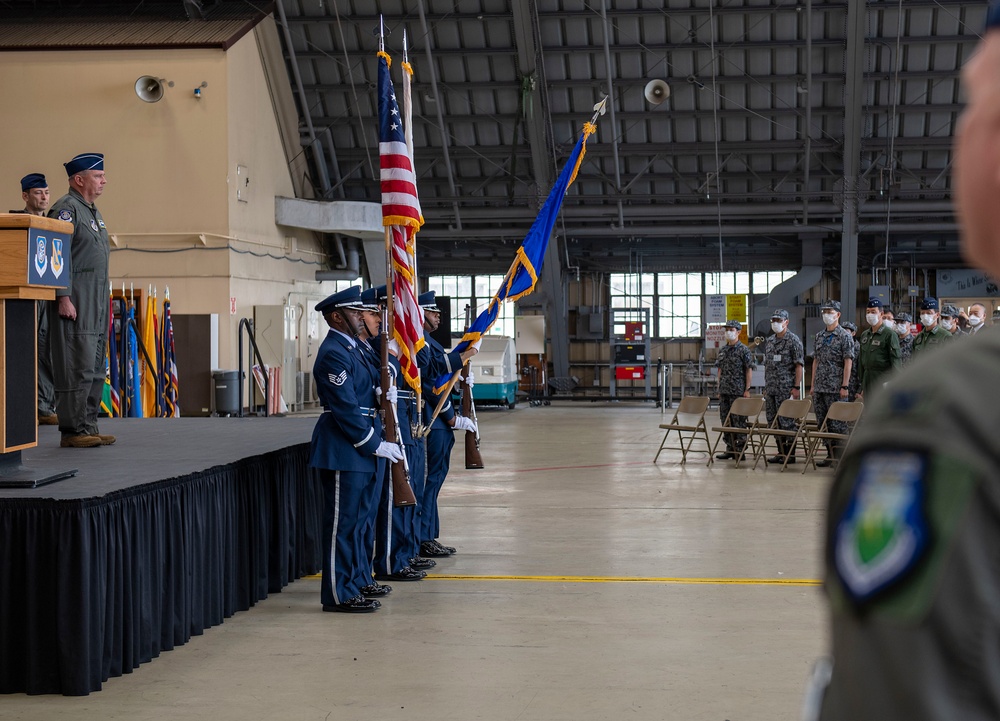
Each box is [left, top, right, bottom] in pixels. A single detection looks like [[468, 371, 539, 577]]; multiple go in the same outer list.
[[213, 370, 240, 416]]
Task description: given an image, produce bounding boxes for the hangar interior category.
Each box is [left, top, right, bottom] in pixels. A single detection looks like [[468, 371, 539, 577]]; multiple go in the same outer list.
[[0, 0, 988, 407]]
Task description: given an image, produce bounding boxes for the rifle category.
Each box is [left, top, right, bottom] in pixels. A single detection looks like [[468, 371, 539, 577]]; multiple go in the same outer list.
[[381, 306, 417, 507], [460, 304, 484, 469], [460, 360, 483, 469]]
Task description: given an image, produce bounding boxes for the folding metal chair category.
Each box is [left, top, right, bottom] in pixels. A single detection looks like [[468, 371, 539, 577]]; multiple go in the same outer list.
[[653, 396, 711, 464], [802, 401, 865, 472], [750, 398, 813, 472], [707, 396, 766, 467]]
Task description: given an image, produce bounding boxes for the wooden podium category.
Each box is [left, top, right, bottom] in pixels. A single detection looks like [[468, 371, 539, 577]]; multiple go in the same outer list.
[[0, 213, 77, 487]]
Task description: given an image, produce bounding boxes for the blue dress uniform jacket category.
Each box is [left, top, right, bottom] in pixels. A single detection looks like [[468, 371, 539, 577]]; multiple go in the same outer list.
[[416, 329, 463, 542], [418, 331, 463, 429], [309, 330, 382, 471], [309, 328, 384, 606]]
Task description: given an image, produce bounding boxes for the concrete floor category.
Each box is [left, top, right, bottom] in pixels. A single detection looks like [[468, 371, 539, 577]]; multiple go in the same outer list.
[[5, 403, 831, 721]]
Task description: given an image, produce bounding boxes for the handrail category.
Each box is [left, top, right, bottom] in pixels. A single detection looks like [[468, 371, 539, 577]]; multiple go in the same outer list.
[[119, 316, 160, 417], [237, 318, 270, 417]]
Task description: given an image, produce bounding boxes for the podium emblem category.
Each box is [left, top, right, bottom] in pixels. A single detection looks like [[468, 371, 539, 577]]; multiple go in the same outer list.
[[51, 238, 64, 279], [34, 236, 49, 277]]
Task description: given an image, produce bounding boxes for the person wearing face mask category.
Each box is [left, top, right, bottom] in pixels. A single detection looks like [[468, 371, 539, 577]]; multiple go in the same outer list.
[[808, 301, 855, 467], [714, 320, 754, 460], [893, 312, 914, 365], [814, 9, 1000, 716], [762, 309, 804, 463], [911, 297, 953, 356], [856, 298, 901, 401], [939, 305, 967, 337], [967, 303, 988, 335], [881, 308, 895, 334]]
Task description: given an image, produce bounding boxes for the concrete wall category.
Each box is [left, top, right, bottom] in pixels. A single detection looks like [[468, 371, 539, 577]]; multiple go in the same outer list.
[[0, 23, 334, 384]]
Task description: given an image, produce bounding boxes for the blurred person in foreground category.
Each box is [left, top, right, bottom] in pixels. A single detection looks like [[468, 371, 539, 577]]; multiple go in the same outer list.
[[813, 7, 1000, 719]]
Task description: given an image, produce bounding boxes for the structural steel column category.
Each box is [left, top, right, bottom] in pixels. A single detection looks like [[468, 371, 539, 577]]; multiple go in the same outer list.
[[840, 0, 866, 320], [512, 0, 570, 381]]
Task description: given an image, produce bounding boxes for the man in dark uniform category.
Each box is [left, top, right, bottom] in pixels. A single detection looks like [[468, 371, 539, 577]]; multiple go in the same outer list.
[[893, 312, 914, 366], [310, 286, 405, 613], [762, 308, 804, 463], [856, 298, 901, 401], [47, 154, 114, 448], [358, 286, 425, 583], [714, 320, 753, 460], [911, 297, 952, 357], [808, 300, 854, 466], [10, 173, 57, 426], [815, 8, 1000, 716], [416, 291, 478, 557]]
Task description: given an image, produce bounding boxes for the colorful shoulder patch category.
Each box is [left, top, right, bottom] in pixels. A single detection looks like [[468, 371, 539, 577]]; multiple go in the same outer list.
[[833, 450, 930, 604], [57, 209, 72, 222]]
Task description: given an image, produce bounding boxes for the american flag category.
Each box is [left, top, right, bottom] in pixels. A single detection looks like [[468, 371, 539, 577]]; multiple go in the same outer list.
[[378, 50, 424, 390]]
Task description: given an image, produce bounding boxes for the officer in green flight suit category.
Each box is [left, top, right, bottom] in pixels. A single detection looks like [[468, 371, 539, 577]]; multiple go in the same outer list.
[[47, 153, 115, 448]]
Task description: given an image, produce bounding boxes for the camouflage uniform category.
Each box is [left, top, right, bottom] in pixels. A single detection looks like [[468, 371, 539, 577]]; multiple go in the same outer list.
[[716, 341, 754, 452], [897, 333, 914, 366], [811, 325, 855, 444], [763, 329, 804, 455]]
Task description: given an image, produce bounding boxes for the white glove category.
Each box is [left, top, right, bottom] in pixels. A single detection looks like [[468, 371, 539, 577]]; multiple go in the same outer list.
[[465, 370, 475, 389], [374, 441, 405, 462], [453, 416, 477, 433], [471, 339, 482, 352], [385, 384, 398, 404], [387, 338, 400, 356]]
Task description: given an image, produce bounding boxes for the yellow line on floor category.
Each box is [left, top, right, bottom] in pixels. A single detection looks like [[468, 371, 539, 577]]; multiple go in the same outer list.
[[302, 573, 820, 586]]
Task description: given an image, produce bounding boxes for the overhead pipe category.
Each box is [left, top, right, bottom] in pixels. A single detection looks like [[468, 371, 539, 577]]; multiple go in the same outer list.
[[315, 241, 361, 281]]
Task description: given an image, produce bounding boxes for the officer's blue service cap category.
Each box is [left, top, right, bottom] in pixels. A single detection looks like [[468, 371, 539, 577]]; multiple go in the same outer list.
[[372, 285, 389, 303], [920, 297, 939, 310], [64, 153, 104, 176], [841, 321, 857, 332], [20, 173, 46, 191], [770, 309, 789, 320], [941, 304, 960, 318], [724, 320, 742, 330], [820, 299, 841, 311], [866, 297, 883, 309], [359, 287, 380, 310], [316, 286, 364, 314], [895, 312, 912, 323], [418, 291, 440, 312]]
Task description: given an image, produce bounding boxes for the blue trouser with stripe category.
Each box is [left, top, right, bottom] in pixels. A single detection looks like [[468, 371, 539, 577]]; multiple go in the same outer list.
[[374, 451, 418, 576], [420, 427, 455, 542], [358, 458, 386, 585], [320, 468, 373, 606]]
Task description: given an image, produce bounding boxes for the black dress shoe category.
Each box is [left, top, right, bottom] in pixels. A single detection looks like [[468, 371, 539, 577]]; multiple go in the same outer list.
[[715, 451, 735, 460], [377, 567, 426, 582], [323, 596, 380, 613], [360, 583, 392, 597], [420, 541, 452, 557], [767, 455, 796, 464], [409, 557, 436, 569], [816, 458, 833, 468], [436, 541, 457, 554]]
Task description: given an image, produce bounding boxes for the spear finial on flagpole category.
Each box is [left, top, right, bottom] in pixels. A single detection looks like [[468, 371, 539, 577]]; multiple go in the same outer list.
[[165, 286, 170, 301], [378, 14, 385, 53], [591, 95, 609, 125], [402, 27, 408, 63]]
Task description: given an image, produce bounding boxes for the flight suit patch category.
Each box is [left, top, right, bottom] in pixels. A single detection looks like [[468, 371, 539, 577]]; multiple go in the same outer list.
[[834, 450, 930, 604], [58, 209, 72, 222]]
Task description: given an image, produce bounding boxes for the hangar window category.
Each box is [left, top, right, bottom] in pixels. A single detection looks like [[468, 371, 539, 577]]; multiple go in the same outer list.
[[425, 274, 516, 340]]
